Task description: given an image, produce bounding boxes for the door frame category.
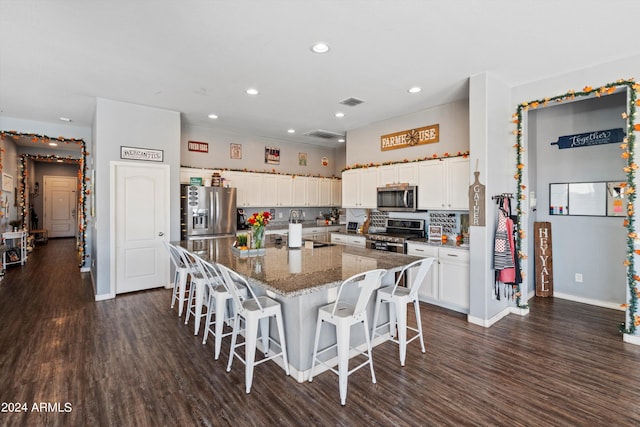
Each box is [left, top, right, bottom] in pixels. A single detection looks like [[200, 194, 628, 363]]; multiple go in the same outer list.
[[109, 161, 170, 297]]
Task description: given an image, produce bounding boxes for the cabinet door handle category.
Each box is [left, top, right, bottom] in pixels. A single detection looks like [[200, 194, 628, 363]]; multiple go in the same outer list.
[[415, 248, 425, 252], [446, 253, 458, 257]]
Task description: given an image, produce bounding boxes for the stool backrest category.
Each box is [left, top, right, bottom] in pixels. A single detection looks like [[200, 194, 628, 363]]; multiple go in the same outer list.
[[217, 264, 262, 315], [163, 241, 184, 269], [393, 257, 436, 298], [333, 269, 387, 320]]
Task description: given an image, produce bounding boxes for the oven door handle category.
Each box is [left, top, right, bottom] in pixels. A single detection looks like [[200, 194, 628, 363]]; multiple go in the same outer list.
[[403, 190, 408, 208]]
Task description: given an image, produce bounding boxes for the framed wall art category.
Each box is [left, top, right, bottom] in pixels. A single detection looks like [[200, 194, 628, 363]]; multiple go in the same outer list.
[[299, 152, 307, 166], [230, 143, 242, 159], [265, 146, 280, 164], [2, 173, 13, 192]]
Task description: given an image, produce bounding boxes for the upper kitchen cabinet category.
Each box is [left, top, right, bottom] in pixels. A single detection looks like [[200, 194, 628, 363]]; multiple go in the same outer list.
[[342, 168, 377, 208], [376, 163, 419, 187], [306, 177, 320, 206], [263, 174, 293, 207], [318, 178, 331, 206], [418, 157, 469, 210], [330, 179, 341, 206]]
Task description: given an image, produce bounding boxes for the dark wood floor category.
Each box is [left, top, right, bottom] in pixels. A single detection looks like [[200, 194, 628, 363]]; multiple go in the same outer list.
[[1, 239, 640, 426]]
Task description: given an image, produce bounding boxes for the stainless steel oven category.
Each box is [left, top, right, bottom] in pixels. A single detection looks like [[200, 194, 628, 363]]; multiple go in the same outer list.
[[366, 239, 405, 254]]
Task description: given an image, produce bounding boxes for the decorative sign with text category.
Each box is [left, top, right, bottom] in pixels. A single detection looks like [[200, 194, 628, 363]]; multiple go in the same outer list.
[[468, 171, 485, 226], [534, 222, 553, 297], [380, 124, 439, 151], [188, 141, 209, 153], [551, 128, 625, 149], [120, 146, 163, 162]]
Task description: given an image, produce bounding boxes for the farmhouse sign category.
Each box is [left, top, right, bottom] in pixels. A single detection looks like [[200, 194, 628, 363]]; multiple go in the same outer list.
[[551, 128, 625, 149], [188, 140, 209, 153], [381, 124, 439, 151], [534, 222, 553, 297]]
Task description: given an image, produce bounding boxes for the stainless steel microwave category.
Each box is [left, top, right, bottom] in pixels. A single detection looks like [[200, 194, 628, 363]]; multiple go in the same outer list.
[[377, 186, 417, 212]]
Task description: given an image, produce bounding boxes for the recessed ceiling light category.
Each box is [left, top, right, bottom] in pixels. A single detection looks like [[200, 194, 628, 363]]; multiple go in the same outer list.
[[335, 112, 345, 118], [311, 42, 330, 54], [245, 88, 259, 95], [408, 86, 422, 94], [59, 117, 72, 122], [48, 142, 58, 147], [208, 114, 218, 119], [287, 129, 295, 134]]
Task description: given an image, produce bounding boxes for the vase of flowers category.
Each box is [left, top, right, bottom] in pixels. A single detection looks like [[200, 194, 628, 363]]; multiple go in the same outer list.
[[248, 211, 271, 249]]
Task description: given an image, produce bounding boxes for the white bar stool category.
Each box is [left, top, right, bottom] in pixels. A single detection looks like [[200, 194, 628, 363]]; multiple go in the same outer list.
[[371, 257, 436, 366], [309, 268, 387, 406], [164, 242, 190, 317], [217, 264, 290, 394], [198, 258, 247, 360], [179, 247, 209, 335]]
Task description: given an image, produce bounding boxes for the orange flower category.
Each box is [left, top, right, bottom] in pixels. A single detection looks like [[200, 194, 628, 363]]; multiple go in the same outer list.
[[517, 164, 525, 169], [621, 303, 630, 309], [621, 143, 628, 150], [624, 259, 631, 266], [622, 152, 630, 159], [635, 124, 640, 132], [583, 86, 593, 93]]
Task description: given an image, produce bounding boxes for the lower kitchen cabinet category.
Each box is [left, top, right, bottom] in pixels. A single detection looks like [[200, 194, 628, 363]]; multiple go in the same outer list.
[[330, 233, 366, 248], [406, 242, 469, 313]]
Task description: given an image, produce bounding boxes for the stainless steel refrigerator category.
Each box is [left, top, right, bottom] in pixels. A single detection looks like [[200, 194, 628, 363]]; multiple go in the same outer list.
[[181, 185, 237, 239]]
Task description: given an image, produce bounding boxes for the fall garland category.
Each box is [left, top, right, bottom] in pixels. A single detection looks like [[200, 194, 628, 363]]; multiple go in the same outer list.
[[0, 131, 89, 268], [512, 79, 639, 333], [342, 150, 470, 172]]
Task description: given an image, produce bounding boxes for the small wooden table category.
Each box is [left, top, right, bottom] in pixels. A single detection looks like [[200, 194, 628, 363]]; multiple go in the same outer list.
[[30, 229, 48, 244]]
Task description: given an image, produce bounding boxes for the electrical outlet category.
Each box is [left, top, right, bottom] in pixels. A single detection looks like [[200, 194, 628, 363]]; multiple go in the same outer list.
[[278, 212, 282, 219], [575, 273, 583, 283]]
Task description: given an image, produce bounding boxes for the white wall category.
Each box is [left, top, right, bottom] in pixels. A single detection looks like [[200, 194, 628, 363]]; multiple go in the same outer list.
[[345, 99, 469, 166], [181, 125, 344, 177], [93, 98, 181, 299]]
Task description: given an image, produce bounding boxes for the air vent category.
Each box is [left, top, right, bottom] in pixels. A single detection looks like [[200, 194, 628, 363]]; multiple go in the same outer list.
[[339, 97, 365, 107], [304, 129, 344, 140]]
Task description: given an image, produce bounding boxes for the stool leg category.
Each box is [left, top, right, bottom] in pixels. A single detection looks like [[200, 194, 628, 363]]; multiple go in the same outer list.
[[226, 315, 241, 372], [308, 317, 323, 382], [244, 316, 259, 394], [371, 295, 382, 339], [389, 299, 397, 339], [274, 310, 290, 375], [413, 298, 426, 353], [336, 322, 350, 406], [395, 299, 408, 366], [362, 316, 376, 384], [194, 281, 204, 335], [177, 269, 187, 317], [259, 316, 270, 356], [171, 270, 179, 309], [202, 294, 214, 345], [184, 280, 194, 325], [214, 294, 227, 359]]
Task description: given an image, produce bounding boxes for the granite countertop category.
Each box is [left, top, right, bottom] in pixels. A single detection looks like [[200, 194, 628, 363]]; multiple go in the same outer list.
[[178, 236, 421, 298]]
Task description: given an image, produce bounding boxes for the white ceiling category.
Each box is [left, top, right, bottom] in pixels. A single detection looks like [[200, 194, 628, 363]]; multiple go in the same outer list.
[[1, 0, 639, 149]]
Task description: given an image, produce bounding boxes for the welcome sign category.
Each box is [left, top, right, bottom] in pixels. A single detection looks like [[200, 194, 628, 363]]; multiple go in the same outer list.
[[551, 128, 625, 149], [381, 124, 439, 151]]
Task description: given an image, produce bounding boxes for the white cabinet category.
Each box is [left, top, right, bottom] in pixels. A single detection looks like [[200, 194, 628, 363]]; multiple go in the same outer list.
[[263, 174, 293, 207], [292, 177, 306, 206], [306, 177, 320, 206], [418, 157, 469, 210], [406, 243, 439, 301], [341, 168, 377, 208], [438, 247, 470, 312], [243, 173, 264, 207], [406, 242, 469, 313], [377, 163, 419, 187], [330, 179, 342, 206], [221, 171, 248, 206], [330, 233, 366, 248], [3, 231, 27, 269], [318, 179, 332, 206]]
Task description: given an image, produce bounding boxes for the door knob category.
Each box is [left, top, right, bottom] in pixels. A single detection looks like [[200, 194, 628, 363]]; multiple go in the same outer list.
[[158, 232, 165, 237]]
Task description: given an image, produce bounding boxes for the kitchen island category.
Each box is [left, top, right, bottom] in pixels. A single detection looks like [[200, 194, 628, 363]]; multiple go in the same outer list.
[[178, 236, 422, 381]]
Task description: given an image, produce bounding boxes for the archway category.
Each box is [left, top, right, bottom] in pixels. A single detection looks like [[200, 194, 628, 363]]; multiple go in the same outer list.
[[0, 131, 89, 268]]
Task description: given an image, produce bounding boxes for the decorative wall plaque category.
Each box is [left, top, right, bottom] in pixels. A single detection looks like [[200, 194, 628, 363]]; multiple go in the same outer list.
[[380, 124, 439, 151]]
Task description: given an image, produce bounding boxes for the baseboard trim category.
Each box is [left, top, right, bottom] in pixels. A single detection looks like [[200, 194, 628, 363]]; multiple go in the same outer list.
[[95, 292, 115, 301], [553, 292, 624, 311], [623, 333, 640, 345]]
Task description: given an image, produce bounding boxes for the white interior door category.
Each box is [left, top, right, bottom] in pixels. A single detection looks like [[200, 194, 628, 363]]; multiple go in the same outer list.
[[44, 176, 77, 238], [112, 162, 170, 294]]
